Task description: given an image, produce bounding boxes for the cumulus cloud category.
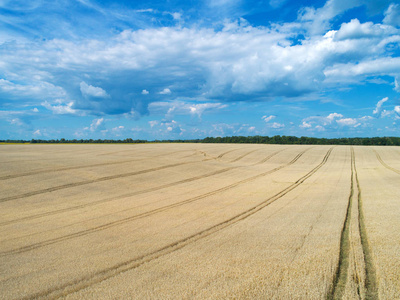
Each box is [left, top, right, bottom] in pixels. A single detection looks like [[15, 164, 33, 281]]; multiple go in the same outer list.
[[80, 82, 109, 98], [336, 118, 358, 126], [271, 122, 285, 129], [301, 112, 344, 129], [335, 19, 397, 41], [373, 97, 389, 116], [42, 100, 79, 115], [159, 88, 171, 95], [1, 13, 399, 119], [300, 121, 312, 129]]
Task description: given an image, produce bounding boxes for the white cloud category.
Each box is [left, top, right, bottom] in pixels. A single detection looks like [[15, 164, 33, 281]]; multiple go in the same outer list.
[[262, 115, 276, 122], [0, 79, 66, 99], [298, 0, 362, 35], [383, 4, 400, 27], [149, 101, 226, 119], [395, 106, 400, 117], [80, 81, 109, 98], [89, 118, 104, 132], [324, 57, 400, 82], [159, 88, 171, 95], [1, 1, 399, 120], [326, 113, 343, 122], [301, 112, 346, 129], [148, 120, 159, 128], [32, 108, 39, 112], [336, 118, 358, 126], [42, 100, 79, 115], [395, 76, 400, 93], [271, 122, 285, 129], [335, 19, 397, 41], [373, 97, 389, 116], [111, 125, 125, 136], [300, 121, 312, 129]]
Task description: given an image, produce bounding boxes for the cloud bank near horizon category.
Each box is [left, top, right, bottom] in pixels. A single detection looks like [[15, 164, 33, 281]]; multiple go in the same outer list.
[[1, 0, 400, 139]]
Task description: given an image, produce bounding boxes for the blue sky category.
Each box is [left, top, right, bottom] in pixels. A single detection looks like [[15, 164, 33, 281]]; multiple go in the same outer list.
[[1, 0, 400, 140]]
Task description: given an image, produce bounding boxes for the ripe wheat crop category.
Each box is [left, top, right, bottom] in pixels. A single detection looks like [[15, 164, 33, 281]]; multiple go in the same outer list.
[[0, 144, 399, 299]]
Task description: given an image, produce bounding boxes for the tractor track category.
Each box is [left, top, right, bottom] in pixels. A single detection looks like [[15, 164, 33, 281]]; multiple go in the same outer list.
[[230, 149, 258, 162], [0, 160, 203, 204], [255, 148, 288, 164], [0, 147, 291, 227], [373, 148, 400, 175], [0, 167, 235, 227], [1, 148, 311, 255], [329, 147, 356, 299], [329, 147, 378, 300], [19, 147, 333, 300], [0, 150, 195, 181], [356, 148, 378, 299]]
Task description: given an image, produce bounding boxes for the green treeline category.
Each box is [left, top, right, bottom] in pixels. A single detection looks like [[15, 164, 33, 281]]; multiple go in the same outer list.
[[1, 135, 400, 145]]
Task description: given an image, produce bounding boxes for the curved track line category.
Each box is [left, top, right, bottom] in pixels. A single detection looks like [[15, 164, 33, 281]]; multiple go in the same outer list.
[[0, 160, 201, 203], [217, 149, 238, 159], [2, 148, 311, 255], [20, 147, 333, 299], [373, 148, 400, 175], [255, 147, 288, 165], [0, 167, 235, 228], [0, 148, 303, 227], [0, 150, 195, 181], [230, 149, 258, 163]]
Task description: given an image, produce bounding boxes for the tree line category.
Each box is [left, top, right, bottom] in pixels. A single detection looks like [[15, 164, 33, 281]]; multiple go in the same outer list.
[[1, 135, 400, 145]]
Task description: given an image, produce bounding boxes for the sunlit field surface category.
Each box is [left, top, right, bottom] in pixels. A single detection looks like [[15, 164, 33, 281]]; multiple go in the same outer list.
[[1, 144, 399, 299]]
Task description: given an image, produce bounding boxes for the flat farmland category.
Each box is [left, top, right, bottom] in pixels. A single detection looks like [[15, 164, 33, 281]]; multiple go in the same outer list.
[[0, 144, 399, 299]]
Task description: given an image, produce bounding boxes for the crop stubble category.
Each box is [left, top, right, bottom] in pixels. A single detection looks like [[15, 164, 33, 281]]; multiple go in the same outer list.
[[0, 144, 399, 299]]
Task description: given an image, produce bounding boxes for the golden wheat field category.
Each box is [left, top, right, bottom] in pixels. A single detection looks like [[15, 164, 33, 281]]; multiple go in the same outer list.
[[0, 144, 399, 299]]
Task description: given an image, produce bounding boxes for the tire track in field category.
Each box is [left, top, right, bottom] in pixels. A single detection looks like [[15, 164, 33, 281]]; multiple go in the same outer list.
[[0, 147, 287, 227], [0, 160, 200, 203], [373, 148, 400, 175], [21, 147, 333, 300], [217, 149, 238, 159], [2, 148, 310, 254], [255, 147, 288, 165], [355, 148, 378, 299], [329, 147, 378, 300], [0, 167, 235, 227], [329, 147, 356, 300], [230, 149, 258, 162], [0, 150, 195, 181]]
